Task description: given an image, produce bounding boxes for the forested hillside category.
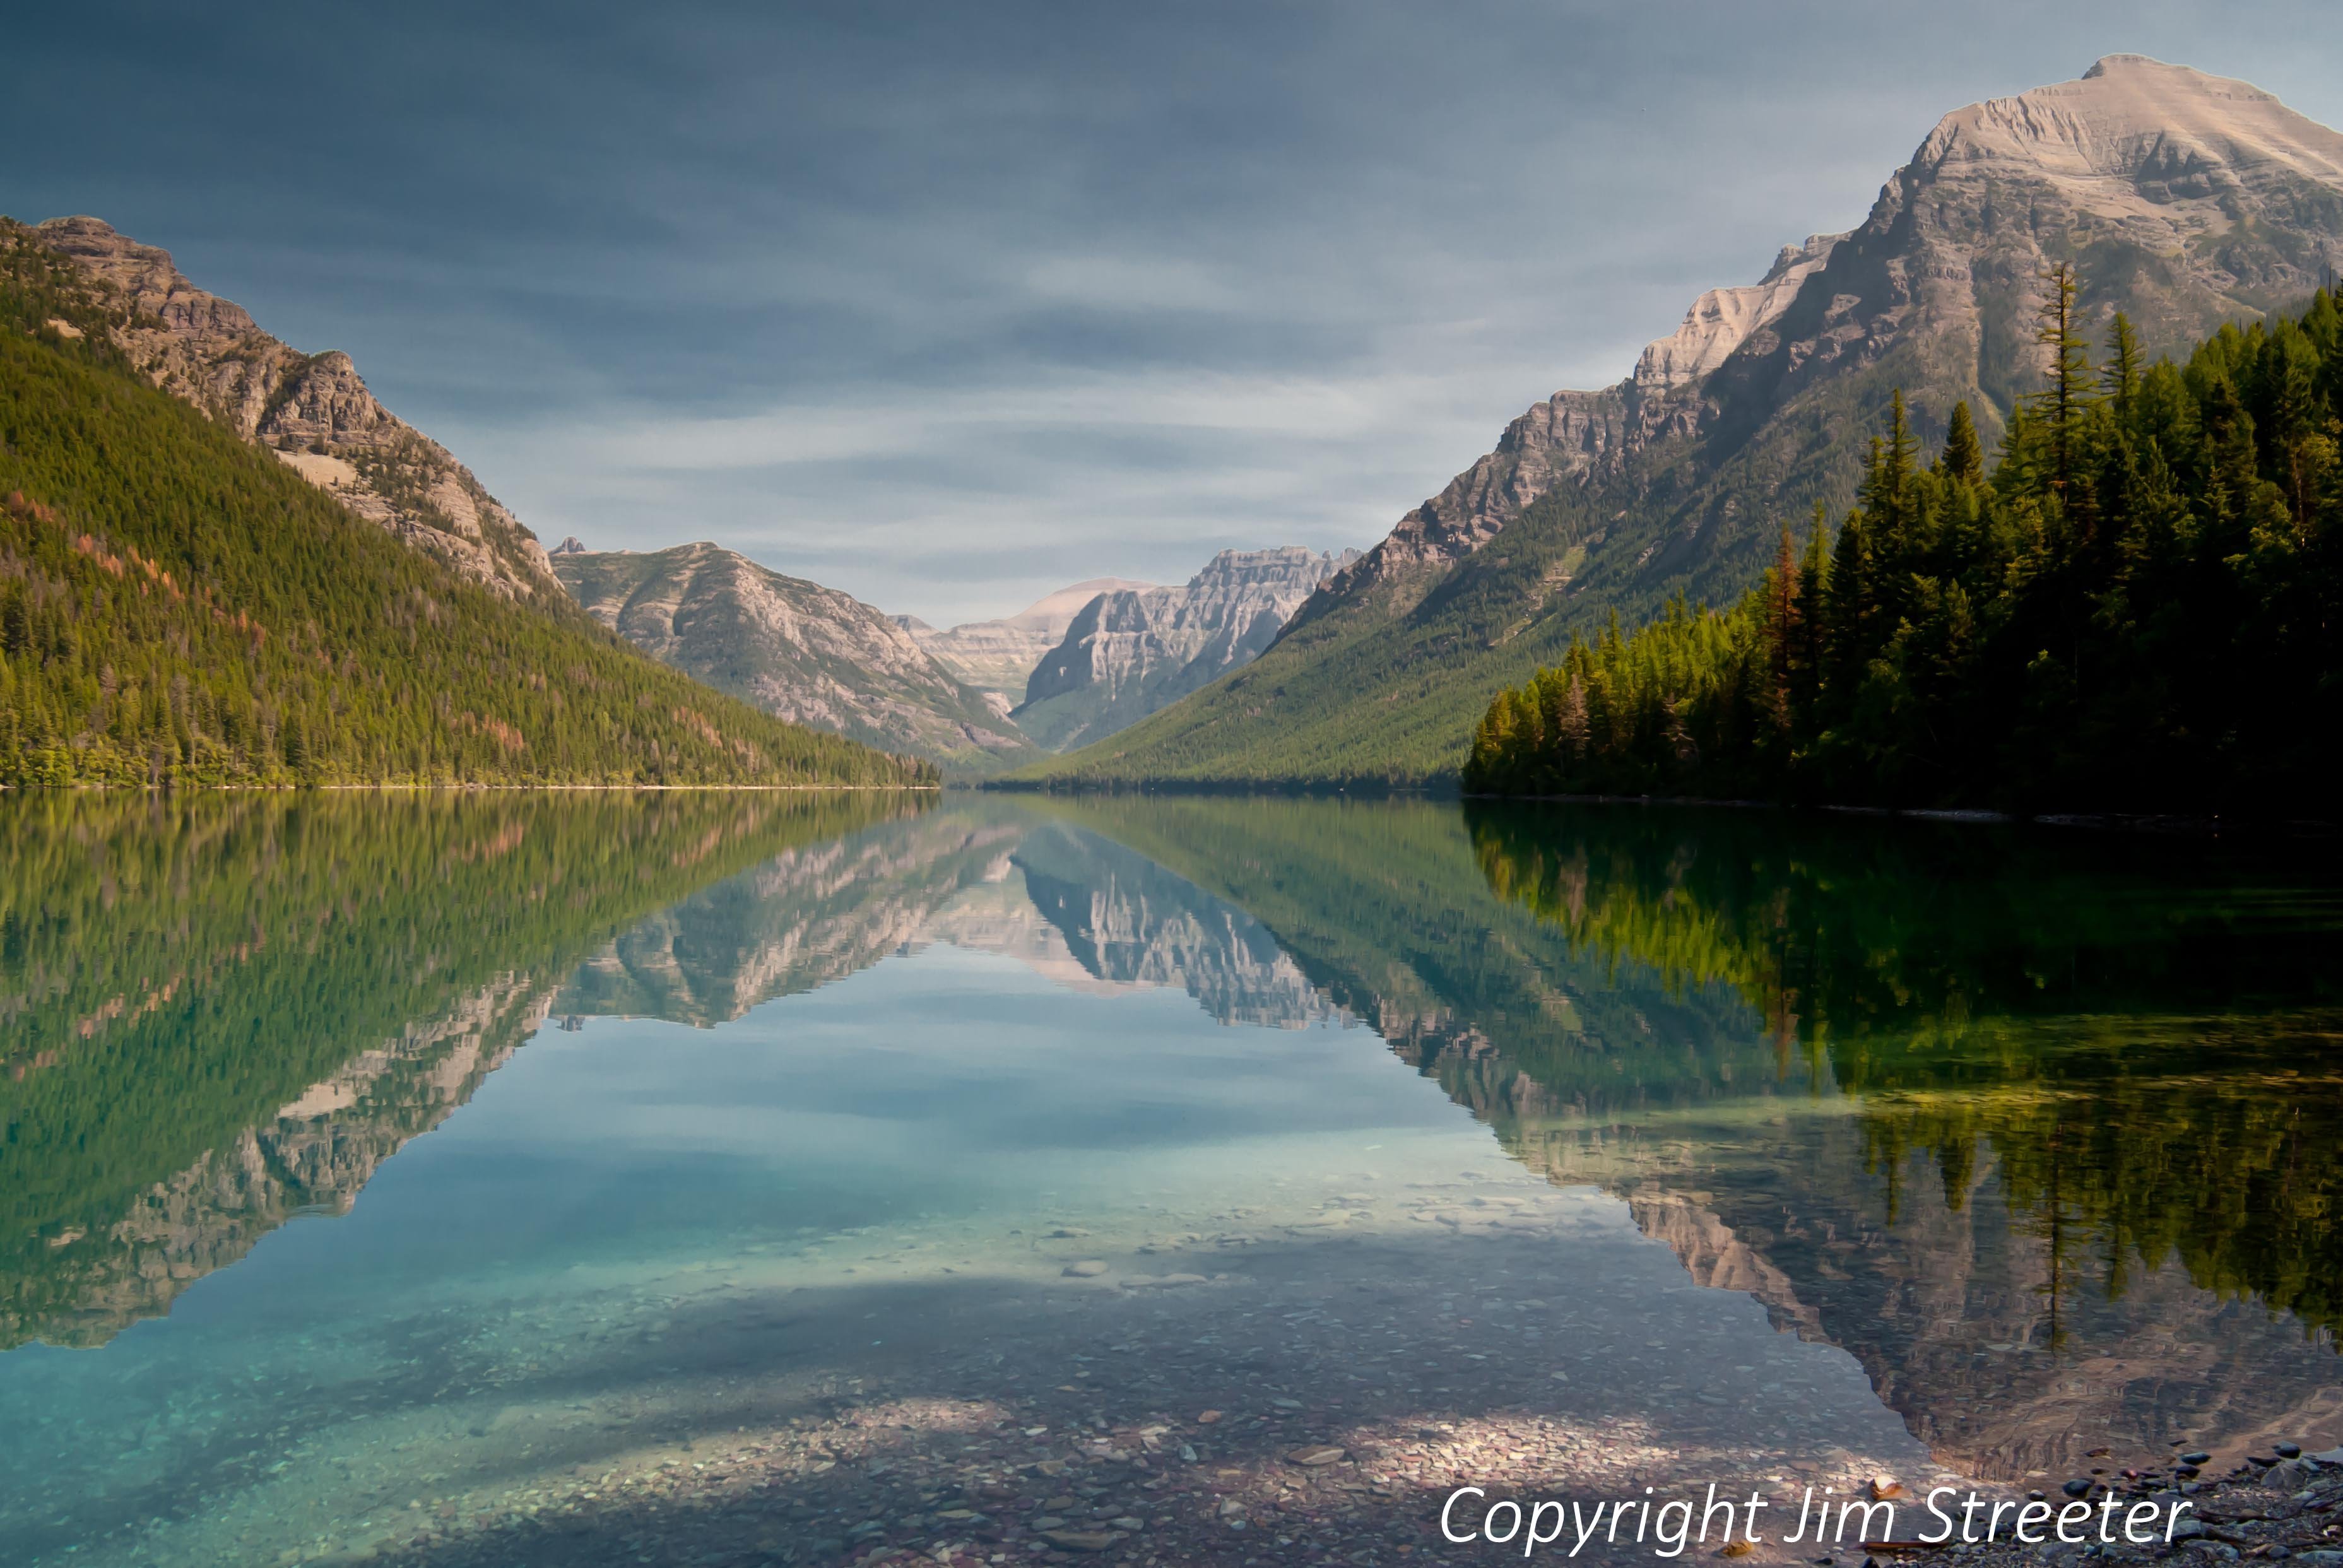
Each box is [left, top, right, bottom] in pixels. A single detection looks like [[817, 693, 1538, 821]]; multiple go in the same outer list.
[[0, 228, 933, 788], [1465, 280, 2343, 816]]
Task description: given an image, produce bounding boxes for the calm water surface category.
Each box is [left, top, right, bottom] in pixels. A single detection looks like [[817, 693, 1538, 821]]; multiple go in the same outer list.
[[2, 794, 2338, 1565]]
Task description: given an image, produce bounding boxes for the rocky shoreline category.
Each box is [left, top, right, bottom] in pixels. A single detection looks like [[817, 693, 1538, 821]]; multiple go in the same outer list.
[[349, 1393, 2343, 1568]]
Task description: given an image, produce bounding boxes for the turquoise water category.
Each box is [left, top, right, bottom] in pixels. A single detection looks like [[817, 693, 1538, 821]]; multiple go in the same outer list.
[[3, 794, 2337, 1565]]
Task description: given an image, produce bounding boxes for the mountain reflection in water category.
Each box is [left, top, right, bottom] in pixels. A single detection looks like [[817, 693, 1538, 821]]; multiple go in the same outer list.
[[4, 793, 2337, 1487]]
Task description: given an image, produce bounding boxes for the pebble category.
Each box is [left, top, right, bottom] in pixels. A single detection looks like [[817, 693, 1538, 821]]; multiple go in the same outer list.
[[1041, 1528, 1121, 1552], [1062, 1261, 1109, 1277]]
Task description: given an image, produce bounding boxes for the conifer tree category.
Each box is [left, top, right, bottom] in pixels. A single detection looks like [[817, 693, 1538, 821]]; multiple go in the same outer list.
[[2032, 262, 2093, 496], [1940, 401, 1985, 485], [1767, 522, 1801, 734], [2104, 312, 2142, 417]]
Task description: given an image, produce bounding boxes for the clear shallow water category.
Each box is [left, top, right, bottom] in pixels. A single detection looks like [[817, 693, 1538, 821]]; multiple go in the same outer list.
[[2, 794, 2338, 1566]]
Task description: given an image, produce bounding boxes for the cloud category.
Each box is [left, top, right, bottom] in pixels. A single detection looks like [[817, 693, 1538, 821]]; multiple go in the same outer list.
[[6, 0, 2339, 624]]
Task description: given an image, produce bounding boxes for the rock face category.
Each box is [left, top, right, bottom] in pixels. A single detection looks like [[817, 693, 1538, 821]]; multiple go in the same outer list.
[[552, 543, 1032, 765], [899, 578, 1155, 717], [1044, 57, 2343, 785], [29, 216, 561, 600], [1013, 548, 1359, 750]]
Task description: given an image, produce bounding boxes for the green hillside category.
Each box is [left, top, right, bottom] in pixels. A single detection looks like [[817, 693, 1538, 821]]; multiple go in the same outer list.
[[1467, 289, 2343, 817], [0, 226, 933, 789]]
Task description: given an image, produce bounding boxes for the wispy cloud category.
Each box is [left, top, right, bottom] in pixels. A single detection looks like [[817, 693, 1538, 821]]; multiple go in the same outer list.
[[6, 0, 2339, 624]]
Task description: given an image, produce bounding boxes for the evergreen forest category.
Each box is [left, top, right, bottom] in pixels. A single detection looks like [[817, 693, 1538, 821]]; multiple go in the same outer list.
[[1464, 276, 2343, 816], [0, 227, 935, 789]]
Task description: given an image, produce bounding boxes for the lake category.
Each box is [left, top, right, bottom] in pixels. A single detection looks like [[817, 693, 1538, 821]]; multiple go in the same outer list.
[[3, 793, 2338, 1567]]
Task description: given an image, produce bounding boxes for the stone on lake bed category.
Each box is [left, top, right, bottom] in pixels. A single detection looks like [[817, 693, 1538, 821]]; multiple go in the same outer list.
[[1196, 1410, 1223, 1424], [1061, 1261, 1109, 1277], [1285, 1445, 1349, 1467], [1041, 1528, 1123, 1551]]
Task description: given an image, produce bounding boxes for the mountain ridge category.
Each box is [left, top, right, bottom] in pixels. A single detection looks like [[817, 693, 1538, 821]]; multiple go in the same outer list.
[[31, 216, 562, 601], [1017, 56, 2343, 789], [552, 541, 1034, 767]]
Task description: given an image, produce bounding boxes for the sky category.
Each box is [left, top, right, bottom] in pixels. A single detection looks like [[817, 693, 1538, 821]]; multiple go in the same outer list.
[[6, 2, 2340, 627]]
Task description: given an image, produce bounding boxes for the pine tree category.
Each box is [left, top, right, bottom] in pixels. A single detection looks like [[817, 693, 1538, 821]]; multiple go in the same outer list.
[[2104, 312, 2142, 419], [1767, 521, 1802, 736], [1940, 400, 1985, 485], [2031, 262, 2094, 496]]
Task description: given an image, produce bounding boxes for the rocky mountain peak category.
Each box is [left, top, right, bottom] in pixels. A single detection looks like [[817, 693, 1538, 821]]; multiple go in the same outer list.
[[1632, 232, 1843, 392], [1048, 59, 2343, 787], [29, 216, 560, 601], [1912, 55, 2343, 207], [904, 578, 1157, 711]]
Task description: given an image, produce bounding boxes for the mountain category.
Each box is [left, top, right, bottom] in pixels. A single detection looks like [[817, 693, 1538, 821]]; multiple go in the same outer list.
[[898, 577, 1154, 714], [31, 217, 558, 601], [1010, 546, 1359, 750], [1019, 57, 2343, 788], [551, 542, 1034, 767], [0, 218, 928, 787]]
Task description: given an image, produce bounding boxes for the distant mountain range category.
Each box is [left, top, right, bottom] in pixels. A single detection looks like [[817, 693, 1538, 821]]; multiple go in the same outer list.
[[1011, 547, 1359, 750], [1017, 56, 2343, 787], [898, 579, 1154, 714], [555, 546, 1352, 767]]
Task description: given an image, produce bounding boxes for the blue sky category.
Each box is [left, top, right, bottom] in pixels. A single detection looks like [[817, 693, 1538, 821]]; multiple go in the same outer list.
[[6, 1, 2339, 625]]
